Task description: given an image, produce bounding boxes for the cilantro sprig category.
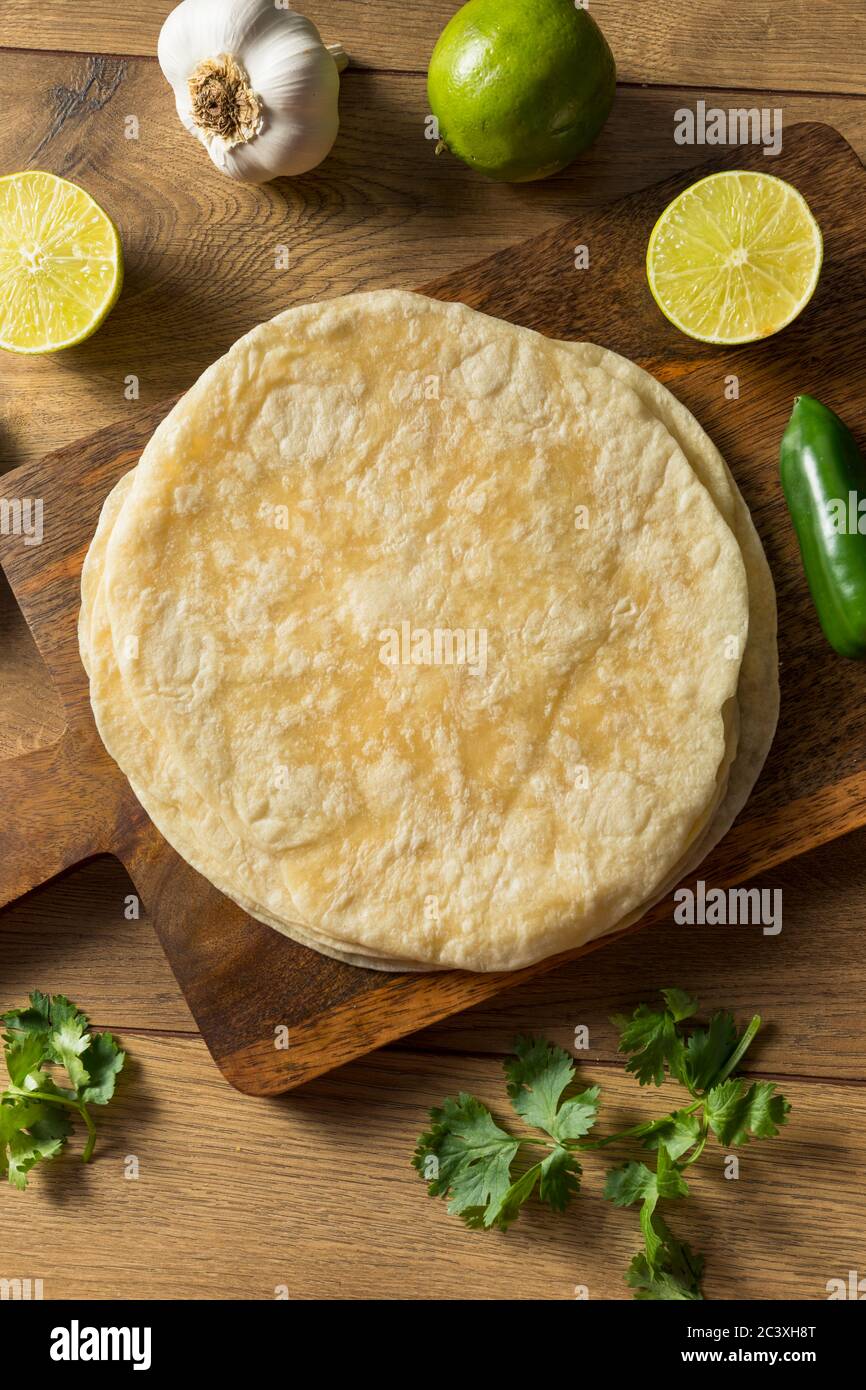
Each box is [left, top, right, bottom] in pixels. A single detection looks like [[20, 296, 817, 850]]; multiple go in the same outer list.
[[412, 991, 790, 1299], [415, 1038, 600, 1230], [1, 992, 125, 1189]]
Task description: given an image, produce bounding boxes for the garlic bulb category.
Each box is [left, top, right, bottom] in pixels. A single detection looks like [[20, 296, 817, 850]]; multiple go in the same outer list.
[[158, 0, 348, 184]]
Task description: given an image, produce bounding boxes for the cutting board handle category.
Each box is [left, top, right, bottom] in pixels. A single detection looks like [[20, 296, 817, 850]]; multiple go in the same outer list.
[[0, 730, 139, 908]]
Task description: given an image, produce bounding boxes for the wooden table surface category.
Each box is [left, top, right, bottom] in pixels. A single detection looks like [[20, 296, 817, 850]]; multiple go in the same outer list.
[[1, 2, 865, 1301]]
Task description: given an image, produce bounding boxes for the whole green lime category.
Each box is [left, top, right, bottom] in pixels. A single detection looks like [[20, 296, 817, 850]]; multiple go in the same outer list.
[[428, 0, 616, 182]]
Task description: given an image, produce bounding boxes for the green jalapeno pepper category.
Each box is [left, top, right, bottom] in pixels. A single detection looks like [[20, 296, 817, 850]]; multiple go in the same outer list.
[[780, 394, 866, 659]]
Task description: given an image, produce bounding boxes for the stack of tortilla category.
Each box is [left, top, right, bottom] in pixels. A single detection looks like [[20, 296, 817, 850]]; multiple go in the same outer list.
[[79, 291, 778, 972]]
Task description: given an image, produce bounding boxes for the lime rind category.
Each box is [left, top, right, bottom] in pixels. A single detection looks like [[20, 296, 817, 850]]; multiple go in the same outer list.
[[646, 170, 823, 346]]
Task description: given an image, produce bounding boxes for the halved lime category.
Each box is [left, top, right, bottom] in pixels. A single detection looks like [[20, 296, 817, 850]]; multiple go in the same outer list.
[[0, 170, 123, 354], [646, 171, 822, 345]]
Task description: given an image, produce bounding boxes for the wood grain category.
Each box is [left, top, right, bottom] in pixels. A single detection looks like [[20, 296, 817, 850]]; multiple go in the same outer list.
[[1, 53, 866, 469], [0, 856, 198, 1033], [2, 125, 865, 1096], [0, 569, 65, 757], [0, 734, 122, 907], [0, 1035, 862, 1300], [1, 1, 863, 94], [2, 823, 866, 1083]]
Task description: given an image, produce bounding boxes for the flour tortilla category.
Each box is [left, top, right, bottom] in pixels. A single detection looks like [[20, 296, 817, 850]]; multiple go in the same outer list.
[[80, 401, 745, 974], [81, 302, 776, 972], [563, 344, 778, 868], [81, 475, 739, 975], [89, 290, 750, 971]]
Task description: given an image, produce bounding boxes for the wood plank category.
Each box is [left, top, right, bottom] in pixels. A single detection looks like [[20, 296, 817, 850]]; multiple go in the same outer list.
[[4, 824, 866, 1080], [0, 857, 198, 1033], [0, 1035, 861, 1299], [0, 570, 65, 758], [1, 1, 863, 94], [0, 52, 864, 472]]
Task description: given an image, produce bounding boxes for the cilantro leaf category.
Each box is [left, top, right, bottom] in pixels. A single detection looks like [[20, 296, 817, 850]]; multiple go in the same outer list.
[[485, 1163, 542, 1230], [5, 1031, 49, 1091], [704, 1079, 791, 1146], [479, 1148, 583, 1230], [680, 1011, 739, 1093], [28, 1092, 73, 1149], [613, 999, 687, 1087], [1, 990, 53, 1040], [538, 1145, 582, 1212], [7, 1133, 65, 1189], [604, 1149, 689, 1211], [505, 1038, 601, 1143], [613, 990, 743, 1094], [642, 1108, 703, 1161], [604, 1160, 656, 1208], [661, 989, 699, 1022], [415, 1037, 601, 1230], [45, 997, 91, 1090], [505, 1036, 574, 1133], [552, 1087, 601, 1143], [5, 1129, 45, 1190], [0, 1099, 38, 1163], [653, 1139, 690, 1196], [413, 1094, 521, 1229], [626, 1230, 705, 1301], [0, 1097, 71, 1190], [79, 1032, 125, 1105]]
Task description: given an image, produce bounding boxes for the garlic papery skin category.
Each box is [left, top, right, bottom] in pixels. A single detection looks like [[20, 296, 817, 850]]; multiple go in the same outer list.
[[158, 0, 348, 184]]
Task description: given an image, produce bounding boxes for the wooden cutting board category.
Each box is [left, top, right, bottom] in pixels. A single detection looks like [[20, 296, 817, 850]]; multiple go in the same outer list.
[[2, 123, 864, 1094]]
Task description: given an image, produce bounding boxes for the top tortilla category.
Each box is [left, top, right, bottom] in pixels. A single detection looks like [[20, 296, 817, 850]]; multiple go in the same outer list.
[[93, 290, 749, 970]]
